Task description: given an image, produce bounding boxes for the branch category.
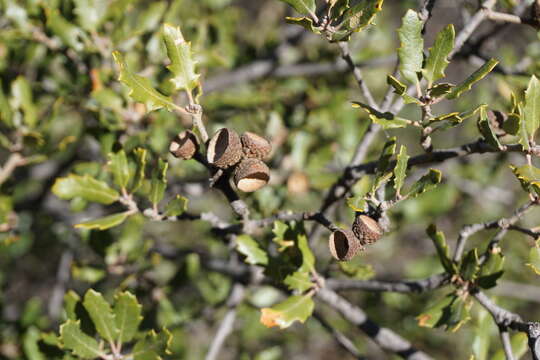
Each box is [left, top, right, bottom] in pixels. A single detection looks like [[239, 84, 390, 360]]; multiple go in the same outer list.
[[0, 153, 26, 186], [313, 311, 366, 359], [317, 288, 433, 360], [326, 273, 449, 293], [473, 290, 540, 360], [205, 284, 245, 360], [453, 200, 537, 262], [499, 326, 515, 360]]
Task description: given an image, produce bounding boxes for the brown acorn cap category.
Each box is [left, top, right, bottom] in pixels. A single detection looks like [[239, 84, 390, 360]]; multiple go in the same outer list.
[[169, 130, 199, 160], [234, 158, 270, 192], [241, 132, 272, 160], [207, 128, 243, 168], [328, 229, 364, 261], [352, 215, 383, 245]]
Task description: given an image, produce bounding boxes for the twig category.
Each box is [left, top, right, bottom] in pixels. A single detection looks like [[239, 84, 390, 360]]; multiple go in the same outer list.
[[326, 273, 449, 293], [205, 284, 245, 360], [0, 153, 26, 186], [337, 41, 378, 110], [499, 326, 516, 360], [449, 0, 497, 59], [453, 200, 537, 262], [48, 250, 74, 320], [317, 288, 433, 360], [487, 11, 524, 24], [313, 311, 366, 359]]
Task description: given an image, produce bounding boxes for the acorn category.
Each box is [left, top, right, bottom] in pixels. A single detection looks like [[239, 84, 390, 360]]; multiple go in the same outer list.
[[352, 215, 383, 245], [169, 130, 199, 160], [234, 158, 270, 192], [241, 131, 272, 160], [207, 128, 243, 169], [328, 229, 364, 261]]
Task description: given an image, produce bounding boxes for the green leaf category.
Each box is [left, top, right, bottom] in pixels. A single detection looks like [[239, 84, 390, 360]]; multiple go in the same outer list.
[[430, 104, 484, 132], [132, 329, 172, 360], [387, 75, 421, 104], [272, 221, 295, 252], [340, 0, 384, 33], [284, 234, 315, 292], [472, 307, 491, 360], [523, 75, 540, 141], [73, 0, 108, 32], [82, 289, 119, 342], [23, 327, 45, 360], [346, 195, 366, 212], [510, 164, 540, 196], [64, 291, 81, 321], [478, 248, 505, 289], [279, 0, 316, 16], [352, 102, 411, 129], [46, 8, 86, 52], [339, 261, 375, 280], [407, 169, 442, 198], [11, 76, 37, 128], [75, 212, 131, 231], [446, 296, 471, 332], [260, 294, 314, 329], [394, 145, 409, 196], [149, 158, 168, 205], [460, 248, 479, 281], [526, 245, 540, 275], [446, 59, 498, 99], [477, 107, 502, 149], [377, 137, 397, 174], [131, 147, 147, 192], [398, 10, 424, 84], [164, 195, 188, 217], [423, 24, 455, 86], [426, 224, 456, 274], [60, 320, 106, 359], [235, 234, 269, 266], [0, 79, 13, 127], [113, 51, 181, 113], [517, 104, 530, 151], [285, 17, 321, 33], [108, 150, 130, 190], [428, 83, 454, 98], [162, 24, 200, 93], [114, 292, 142, 343], [52, 174, 119, 204], [417, 294, 454, 328], [502, 112, 520, 136]]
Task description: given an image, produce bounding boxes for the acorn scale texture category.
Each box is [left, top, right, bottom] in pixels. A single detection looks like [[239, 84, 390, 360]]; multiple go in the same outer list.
[[352, 215, 383, 245], [234, 158, 270, 192], [169, 130, 199, 160], [241, 131, 272, 160], [207, 128, 243, 169], [328, 229, 364, 261]]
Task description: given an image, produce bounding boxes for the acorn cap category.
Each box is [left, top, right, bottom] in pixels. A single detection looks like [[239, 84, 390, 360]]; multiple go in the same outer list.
[[329, 229, 364, 261], [241, 131, 272, 160], [169, 130, 199, 160], [234, 158, 270, 192], [352, 215, 383, 245], [207, 128, 243, 169]]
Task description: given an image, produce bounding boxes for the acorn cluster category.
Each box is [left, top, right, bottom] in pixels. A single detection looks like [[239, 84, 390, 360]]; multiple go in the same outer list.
[[169, 128, 272, 193], [328, 214, 383, 261]]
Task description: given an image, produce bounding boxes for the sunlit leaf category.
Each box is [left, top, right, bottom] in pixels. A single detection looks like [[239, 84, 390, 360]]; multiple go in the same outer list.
[[149, 158, 168, 205], [164, 195, 188, 217], [114, 292, 142, 343], [82, 289, 119, 342], [424, 24, 454, 86], [75, 212, 131, 231], [108, 150, 130, 190], [113, 51, 181, 113], [510, 164, 540, 196], [52, 174, 119, 204], [398, 10, 423, 84], [394, 145, 409, 195], [59, 320, 105, 359], [426, 224, 455, 273], [523, 75, 540, 141], [236, 234, 269, 266], [279, 0, 316, 16], [407, 169, 442, 198], [162, 24, 200, 93]]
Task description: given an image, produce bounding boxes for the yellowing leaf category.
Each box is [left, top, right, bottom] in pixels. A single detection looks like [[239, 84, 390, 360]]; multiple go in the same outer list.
[[260, 294, 314, 329]]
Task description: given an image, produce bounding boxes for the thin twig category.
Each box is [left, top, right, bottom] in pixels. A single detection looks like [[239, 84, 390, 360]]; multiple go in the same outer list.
[[326, 273, 449, 293], [205, 284, 245, 360], [499, 326, 516, 360]]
